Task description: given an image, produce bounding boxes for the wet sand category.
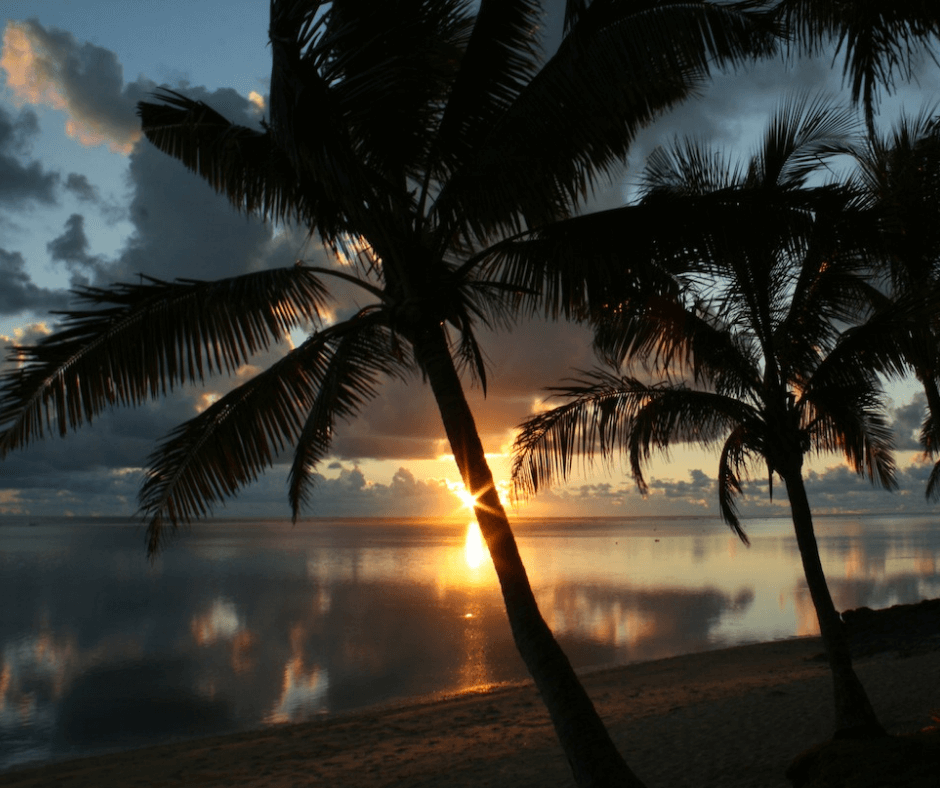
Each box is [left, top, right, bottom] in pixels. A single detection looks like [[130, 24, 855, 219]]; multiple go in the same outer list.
[[2, 635, 937, 788]]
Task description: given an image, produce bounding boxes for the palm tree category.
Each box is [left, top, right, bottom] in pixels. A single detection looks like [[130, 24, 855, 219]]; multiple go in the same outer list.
[[773, 0, 940, 135], [511, 98, 931, 736], [0, 2, 776, 785], [850, 112, 940, 495]]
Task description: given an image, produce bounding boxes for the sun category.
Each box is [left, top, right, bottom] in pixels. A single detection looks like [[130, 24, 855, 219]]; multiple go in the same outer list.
[[454, 487, 478, 512]]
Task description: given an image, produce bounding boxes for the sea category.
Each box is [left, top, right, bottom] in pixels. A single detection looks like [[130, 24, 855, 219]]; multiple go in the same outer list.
[[1, 513, 938, 772]]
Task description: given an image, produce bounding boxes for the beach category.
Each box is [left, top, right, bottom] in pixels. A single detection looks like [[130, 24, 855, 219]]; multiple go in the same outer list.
[[2, 634, 937, 788]]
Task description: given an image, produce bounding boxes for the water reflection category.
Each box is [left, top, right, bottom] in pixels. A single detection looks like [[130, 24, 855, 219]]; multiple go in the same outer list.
[[464, 521, 486, 570], [190, 598, 256, 674], [0, 514, 937, 771], [266, 623, 329, 724]]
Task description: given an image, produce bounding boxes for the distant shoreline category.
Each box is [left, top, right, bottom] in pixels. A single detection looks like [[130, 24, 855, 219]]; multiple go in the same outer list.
[[5, 510, 940, 526]]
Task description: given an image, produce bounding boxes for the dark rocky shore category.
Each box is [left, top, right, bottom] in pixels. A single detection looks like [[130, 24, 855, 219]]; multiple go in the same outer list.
[[788, 598, 940, 787], [843, 597, 940, 657]]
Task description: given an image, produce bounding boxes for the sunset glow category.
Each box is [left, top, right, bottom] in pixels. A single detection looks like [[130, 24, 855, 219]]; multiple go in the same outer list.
[[453, 486, 478, 512], [464, 521, 487, 569], [0, 20, 139, 153]]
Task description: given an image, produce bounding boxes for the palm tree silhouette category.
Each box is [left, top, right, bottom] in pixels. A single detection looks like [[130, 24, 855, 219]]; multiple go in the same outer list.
[[0, 2, 776, 785], [850, 112, 940, 495], [773, 1, 940, 135], [511, 98, 937, 736]]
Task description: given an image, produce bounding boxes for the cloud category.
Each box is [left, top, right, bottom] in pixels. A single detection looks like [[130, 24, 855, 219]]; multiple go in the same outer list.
[[648, 469, 714, 501], [61, 171, 125, 223], [625, 54, 849, 194], [890, 392, 927, 451], [46, 213, 106, 284], [108, 85, 288, 286], [247, 90, 265, 112], [0, 384, 210, 487], [5, 15, 939, 524], [277, 463, 464, 519], [0, 249, 70, 316], [0, 104, 58, 205], [63, 172, 98, 202], [511, 450, 940, 520], [1, 19, 153, 154]]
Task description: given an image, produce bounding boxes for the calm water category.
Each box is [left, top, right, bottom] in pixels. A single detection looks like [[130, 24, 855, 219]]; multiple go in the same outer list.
[[1, 513, 938, 771]]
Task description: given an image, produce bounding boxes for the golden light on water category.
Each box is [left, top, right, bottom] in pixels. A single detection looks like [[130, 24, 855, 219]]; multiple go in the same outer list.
[[464, 521, 487, 569]]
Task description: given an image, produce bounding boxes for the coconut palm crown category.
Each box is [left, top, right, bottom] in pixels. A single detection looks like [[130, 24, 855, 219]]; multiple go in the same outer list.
[[850, 111, 940, 497], [511, 98, 940, 734], [0, 2, 778, 786], [773, 0, 940, 135]]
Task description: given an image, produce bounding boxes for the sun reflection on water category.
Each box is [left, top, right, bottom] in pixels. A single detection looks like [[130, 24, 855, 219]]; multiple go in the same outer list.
[[464, 520, 486, 569]]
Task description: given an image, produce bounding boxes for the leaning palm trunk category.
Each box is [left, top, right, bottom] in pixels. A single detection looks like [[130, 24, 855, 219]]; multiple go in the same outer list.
[[414, 325, 645, 788], [781, 467, 884, 736]]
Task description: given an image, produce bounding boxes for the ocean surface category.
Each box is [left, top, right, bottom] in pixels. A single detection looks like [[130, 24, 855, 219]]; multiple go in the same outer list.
[[1, 513, 938, 771]]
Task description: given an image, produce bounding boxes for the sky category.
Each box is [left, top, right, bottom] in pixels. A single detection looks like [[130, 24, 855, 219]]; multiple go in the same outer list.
[[2, 2, 940, 524]]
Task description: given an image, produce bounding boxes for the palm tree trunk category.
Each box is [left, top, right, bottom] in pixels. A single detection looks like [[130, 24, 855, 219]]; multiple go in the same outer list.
[[781, 468, 884, 737], [413, 325, 645, 788]]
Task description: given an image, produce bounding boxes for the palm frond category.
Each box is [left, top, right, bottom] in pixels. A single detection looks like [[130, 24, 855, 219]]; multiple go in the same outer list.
[[626, 386, 754, 492], [138, 89, 322, 229], [511, 370, 651, 500], [773, 190, 885, 374], [430, 0, 540, 182], [289, 317, 413, 518], [592, 289, 761, 399], [749, 93, 858, 189], [849, 108, 940, 292], [641, 139, 744, 198], [434, 0, 776, 244], [563, 0, 589, 34], [716, 425, 754, 543], [142, 312, 405, 553], [315, 0, 473, 181], [926, 458, 940, 500], [0, 267, 329, 457], [814, 284, 940, 389], [804, 384, 897, 491], [775, 1, 940, 133], [267, 0, 388, 236], [471, 201, 687, 322], [512, 372, 753, 504]]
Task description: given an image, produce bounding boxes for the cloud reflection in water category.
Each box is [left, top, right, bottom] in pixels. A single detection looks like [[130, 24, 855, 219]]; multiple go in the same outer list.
[[0, 514, 937, 770]]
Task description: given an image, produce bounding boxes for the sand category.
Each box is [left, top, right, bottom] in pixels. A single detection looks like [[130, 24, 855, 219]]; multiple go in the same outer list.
[[2, 637, 937, 788]]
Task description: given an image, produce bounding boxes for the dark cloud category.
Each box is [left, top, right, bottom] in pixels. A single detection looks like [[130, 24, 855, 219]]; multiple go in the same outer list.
[[323, 316, 599, 464], [0, 386, 208, 495], [512, 455, 940, 521], [5, 16, 940, 522], [626, 55, 849, 195], [107, 86, 283, 286], [46, 213, 105, 282], [63, 173, 127, 224], [890, 393, 927, 451], [649, 469, 714, 500], [0, 103, 40, 152], [294, 464, 458, 518], [0, 105, 58, 206], [800, 463, 928, 513], [0, 248, 70, 316], [64, 172, 98, 202]]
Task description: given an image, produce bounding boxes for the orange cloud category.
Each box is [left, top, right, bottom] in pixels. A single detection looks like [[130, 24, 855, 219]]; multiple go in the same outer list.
[[1, 22, 68, 109], [1, 20, 140, 154], [248, 90, 265, 112]]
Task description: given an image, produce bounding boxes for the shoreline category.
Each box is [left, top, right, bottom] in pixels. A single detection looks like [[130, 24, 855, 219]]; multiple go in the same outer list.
[[3, 635, 938, 788]]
